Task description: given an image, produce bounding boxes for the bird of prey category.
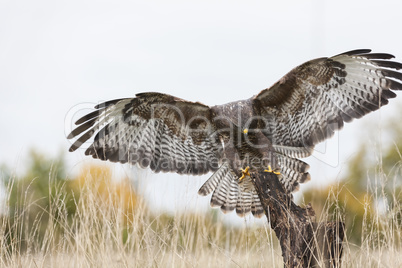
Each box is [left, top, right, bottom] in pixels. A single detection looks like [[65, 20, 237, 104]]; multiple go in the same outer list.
[[67, 49, 402, 218]]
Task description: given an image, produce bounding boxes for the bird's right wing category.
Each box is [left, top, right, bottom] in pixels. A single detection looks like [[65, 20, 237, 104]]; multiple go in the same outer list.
[[68, 92, 223, 175]]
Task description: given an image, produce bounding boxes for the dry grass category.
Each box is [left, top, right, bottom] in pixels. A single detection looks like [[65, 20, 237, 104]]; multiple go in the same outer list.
[[0, 168, 401, 267], [0, 170, 282, 268]]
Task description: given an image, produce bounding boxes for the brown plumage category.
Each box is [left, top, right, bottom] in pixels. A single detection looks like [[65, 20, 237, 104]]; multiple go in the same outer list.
[[67, 49, 402, 217]]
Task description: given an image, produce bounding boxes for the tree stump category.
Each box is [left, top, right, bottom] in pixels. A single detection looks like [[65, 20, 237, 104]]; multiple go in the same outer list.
[[251, 172, 344, 268]]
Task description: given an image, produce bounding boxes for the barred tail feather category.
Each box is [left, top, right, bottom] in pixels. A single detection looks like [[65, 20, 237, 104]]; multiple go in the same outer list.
[[251, 193, 264, 218], [276, 153, 311, 193], [236, 191, 252, 217], [198, 163, 230, 196], [221, 178, 239, 212]]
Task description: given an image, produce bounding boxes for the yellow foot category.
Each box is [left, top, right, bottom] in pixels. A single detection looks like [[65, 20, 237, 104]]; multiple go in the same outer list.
[[264, 165, 281, 175], [239, 166, 250, 181]]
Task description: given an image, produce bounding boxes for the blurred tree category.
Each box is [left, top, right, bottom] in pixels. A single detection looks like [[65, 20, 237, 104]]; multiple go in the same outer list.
[[71, 164, 138, 224], [0, 150, 140, 253], [1, 149, 77, 253]]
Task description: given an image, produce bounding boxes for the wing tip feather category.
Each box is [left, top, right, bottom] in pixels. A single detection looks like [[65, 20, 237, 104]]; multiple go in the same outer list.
[[334, 49, 372, 57]]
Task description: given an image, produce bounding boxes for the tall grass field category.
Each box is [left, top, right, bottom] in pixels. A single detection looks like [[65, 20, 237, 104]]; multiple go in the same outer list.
[[0, 159, 401, 267]]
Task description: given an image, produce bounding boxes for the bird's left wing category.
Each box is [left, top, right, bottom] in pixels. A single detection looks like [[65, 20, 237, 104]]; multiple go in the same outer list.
[[68, 92, 222, 175], [254, 49, 402, 156]]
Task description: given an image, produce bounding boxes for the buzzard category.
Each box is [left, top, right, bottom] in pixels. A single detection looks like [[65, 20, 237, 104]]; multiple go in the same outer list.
[[68, 49, 402, 217]]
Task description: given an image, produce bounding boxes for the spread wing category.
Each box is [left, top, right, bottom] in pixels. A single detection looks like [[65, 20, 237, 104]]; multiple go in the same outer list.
[[68, 92, 222, 175], [254, 49, 402, 156]]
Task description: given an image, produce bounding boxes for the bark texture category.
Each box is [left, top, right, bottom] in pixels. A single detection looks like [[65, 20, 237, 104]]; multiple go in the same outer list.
[[251, 172, 344, 268]]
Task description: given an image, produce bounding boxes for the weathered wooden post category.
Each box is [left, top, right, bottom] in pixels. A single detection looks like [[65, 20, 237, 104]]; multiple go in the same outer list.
[[251, 171, 344, 268]]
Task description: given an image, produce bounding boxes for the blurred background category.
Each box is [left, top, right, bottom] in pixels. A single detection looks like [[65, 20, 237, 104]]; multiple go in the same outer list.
[[1, 0, 402, 229]]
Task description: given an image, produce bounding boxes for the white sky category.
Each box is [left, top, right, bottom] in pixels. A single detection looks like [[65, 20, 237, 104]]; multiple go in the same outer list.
[[1, 0, 402, 225]]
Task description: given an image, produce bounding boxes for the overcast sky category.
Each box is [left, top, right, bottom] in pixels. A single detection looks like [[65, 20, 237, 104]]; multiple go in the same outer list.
[[1, 0, 402, 225]]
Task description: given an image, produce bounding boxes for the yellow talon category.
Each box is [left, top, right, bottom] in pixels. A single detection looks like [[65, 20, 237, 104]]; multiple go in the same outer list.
[[243, 128, 248, 134], [239, 166, 250, 181], [264, 165, 281, 175], [264, 165, 273, 173]]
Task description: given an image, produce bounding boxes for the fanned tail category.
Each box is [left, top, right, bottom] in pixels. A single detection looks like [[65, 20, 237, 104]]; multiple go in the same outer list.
[[198, 162, 264, 218]]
